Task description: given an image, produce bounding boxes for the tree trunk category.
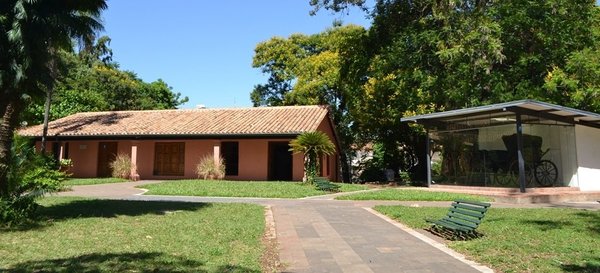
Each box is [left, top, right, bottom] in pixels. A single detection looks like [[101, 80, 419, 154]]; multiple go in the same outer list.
[[0, 99, 23, 197], [40, 89, 52, 153], [339, 151, 351, 183]]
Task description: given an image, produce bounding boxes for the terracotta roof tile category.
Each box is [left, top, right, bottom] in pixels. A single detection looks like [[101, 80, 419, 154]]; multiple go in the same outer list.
[[18, 105, 330, 138]]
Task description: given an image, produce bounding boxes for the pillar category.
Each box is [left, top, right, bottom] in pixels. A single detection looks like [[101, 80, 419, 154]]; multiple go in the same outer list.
[[426, 130, 432, 187], [213, 142, 221, 166], [130, 143, 140, 181], [58, 143, 65, 161], [516, 114, 526, 193]]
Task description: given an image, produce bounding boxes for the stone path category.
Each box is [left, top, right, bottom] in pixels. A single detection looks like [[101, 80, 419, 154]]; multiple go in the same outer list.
[[58, 181, 599, 272]]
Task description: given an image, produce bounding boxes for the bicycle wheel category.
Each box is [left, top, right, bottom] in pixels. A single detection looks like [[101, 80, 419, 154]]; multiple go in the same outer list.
[[534, 160, 558, 187], [508, 161, 533, 187]]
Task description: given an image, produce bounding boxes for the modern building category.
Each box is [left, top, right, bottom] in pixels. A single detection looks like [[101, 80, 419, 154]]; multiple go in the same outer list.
[[401, 100, 600, 192]]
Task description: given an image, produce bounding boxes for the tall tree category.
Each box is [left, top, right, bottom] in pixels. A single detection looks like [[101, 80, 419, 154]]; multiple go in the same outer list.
[[0, 0, 107, 196], [308, 0, 600, 180], [252, 25, 368, 182], [22, 41, 189, 125]]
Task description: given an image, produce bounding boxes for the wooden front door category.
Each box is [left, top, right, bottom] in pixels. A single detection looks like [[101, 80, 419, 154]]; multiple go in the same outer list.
[[153, 142, 185, 176], [269, 142, 293, 181], [97, 142, 118, 177]]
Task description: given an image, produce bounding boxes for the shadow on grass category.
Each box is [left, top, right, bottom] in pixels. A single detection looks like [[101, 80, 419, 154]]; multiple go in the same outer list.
[[561, 258, 600, 273], [4, 199, 210, 232], [521, 211, 600, 234], [3, 251, 260, 273], [521, 219, 574, 231], [575, 211, 600, 234]]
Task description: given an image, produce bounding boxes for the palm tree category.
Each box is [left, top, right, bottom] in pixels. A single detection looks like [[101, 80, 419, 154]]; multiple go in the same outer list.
[[0, 0, 107, 196], [289, 131, 336, 184]]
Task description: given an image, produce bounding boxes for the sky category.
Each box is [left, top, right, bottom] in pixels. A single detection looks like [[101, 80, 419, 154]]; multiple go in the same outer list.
[[102, 1, 372, 109]]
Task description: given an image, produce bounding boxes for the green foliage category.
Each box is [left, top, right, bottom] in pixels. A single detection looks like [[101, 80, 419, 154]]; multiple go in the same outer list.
[[0, 195, 37, 227], [1, 136, 67, 226], [357, 142, 386, 182], [544, 47, 600, 112], [289, 132, 336, 184], [0, 0, 107, 198], [301, 0, 600, 180], [252, 25, 369, 182], [22, 47, 189, 125], [109, 153, 132, 180], [308, 0, 367, 15], [195, 155, 226, 180]]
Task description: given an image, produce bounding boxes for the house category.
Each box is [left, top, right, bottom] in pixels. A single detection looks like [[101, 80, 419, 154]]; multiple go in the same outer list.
[[19, 105, 340, 182], [401, 100, 600, 192]]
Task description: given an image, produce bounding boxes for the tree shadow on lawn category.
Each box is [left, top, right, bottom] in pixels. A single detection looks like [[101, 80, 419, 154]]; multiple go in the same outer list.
[[561, 258, 600, 273], [3, 251, 260, 273], [520, 219, 574, 231], [520, 210, 599, 234], [5, 199, 211, 232], [575, 211, 600, 234]]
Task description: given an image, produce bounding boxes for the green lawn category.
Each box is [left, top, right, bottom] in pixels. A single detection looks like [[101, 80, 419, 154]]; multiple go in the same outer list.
[[140, 180, 368, 198], [0, 197, 265, 273], [336, 188, 493, 202], [63, 177, 129, 186], [375, 205, 600, 273]]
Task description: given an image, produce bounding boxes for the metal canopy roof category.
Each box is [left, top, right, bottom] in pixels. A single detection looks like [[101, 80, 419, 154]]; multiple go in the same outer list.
[[401, 100, 600, 131]]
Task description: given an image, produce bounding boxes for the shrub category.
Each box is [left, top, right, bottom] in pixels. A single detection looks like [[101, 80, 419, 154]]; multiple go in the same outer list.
[[289, 131, 336, 184], [195, 155, 225, 180], [110, 153, 132, 179], [1, 136, 67, 226], [0, 195, 38, 227]]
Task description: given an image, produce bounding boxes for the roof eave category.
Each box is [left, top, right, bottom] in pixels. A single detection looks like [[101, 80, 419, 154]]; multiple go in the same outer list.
[[400, 100, 600, 129], [21, 132, 304, 141]]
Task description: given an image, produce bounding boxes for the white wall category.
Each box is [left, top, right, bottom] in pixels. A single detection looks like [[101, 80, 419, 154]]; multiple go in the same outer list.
[[575, 125, 600, 191], [478, 124, 578, 187]]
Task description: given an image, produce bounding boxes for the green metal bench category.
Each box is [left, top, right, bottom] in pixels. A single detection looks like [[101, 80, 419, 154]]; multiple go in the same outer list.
[[313, 177, 340, 192], [426, 199, 491, 239]]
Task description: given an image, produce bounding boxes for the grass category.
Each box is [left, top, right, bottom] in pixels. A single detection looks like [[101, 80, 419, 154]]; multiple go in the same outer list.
[[335, 188, 493, 202], [375, 205, 600, 273], [0, 197, 265, 273], [63, 177, 128, 186], [140, 179, 368, 198]]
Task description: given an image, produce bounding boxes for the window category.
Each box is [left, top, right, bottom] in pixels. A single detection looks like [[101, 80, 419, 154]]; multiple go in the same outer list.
[[221, 142, 239, 176], [154, 142, 185, 176]]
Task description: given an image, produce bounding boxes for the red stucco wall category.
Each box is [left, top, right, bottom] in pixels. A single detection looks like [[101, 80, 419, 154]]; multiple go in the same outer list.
[[42, 138, 323, 181]]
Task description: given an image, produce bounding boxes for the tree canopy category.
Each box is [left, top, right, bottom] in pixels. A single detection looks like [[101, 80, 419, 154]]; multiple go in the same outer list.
[[23, 37, 188, 125], [251, 24, 368, 182], [254, 0, 600, 180], [1, 0, 107, 196]]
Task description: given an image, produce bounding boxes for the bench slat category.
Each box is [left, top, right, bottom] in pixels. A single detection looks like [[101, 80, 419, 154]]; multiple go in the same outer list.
[[426, 199, 491, 238], [455, 199, 491, 207], [452, 203, 489, 213], [448, 207, 486, 219], [446, 212, 481, 225], [435, 219, 473, 232], [431, 219, 468, 232], [443, 216, 478, 229]]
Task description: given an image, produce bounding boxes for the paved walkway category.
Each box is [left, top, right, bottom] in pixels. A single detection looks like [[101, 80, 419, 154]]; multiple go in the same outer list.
[[58, 181, 599, 272]]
